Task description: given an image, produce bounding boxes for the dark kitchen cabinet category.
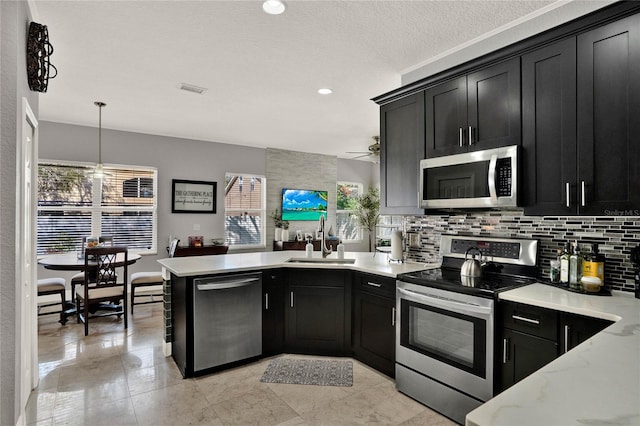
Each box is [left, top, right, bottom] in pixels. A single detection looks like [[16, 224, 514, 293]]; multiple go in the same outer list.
[[498, 301, 558, 393], [559, 312, 612, 355], [379, 91, 425, 215], [525, 14, 640, 215], [425, 58, 521, 158], [576, 14, 640, 215], [500, 328, 558, 392], [285, 269, 351, 354], [262, 269, 285, 356], [352, 273, 396, 378], [522, 38, 577, 215]]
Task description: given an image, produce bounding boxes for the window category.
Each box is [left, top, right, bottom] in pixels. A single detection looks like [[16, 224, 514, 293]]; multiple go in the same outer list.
[[336, 182, 363, 242], [37, 161, 157, 255], [224, 173, 266, 247]]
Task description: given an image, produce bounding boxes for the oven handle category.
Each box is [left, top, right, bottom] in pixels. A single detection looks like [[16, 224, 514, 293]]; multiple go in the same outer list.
[[397, 287, 492, 316]]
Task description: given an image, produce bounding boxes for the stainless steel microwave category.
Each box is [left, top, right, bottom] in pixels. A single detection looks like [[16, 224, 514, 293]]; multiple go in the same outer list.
[[419, 145, 518, 209]]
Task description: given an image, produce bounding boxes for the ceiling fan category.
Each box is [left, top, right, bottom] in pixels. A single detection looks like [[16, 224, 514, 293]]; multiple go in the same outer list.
[[348, 136, 380, 161]]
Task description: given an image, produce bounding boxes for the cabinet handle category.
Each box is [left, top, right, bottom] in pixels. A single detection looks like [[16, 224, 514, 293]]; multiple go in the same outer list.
[[581, 181, 586, 207], [564, 325, 570, 354], [468, 126, 473, 146], [290, 291, 294, 308], [265, 293, 269, 310], [512, 314, 540, 325], [459, 128, 464, 147], [391, 307, 396, 327], [503, 338, 509, 364], [367, 282, 382, 288], [566, 182, 571, 208]]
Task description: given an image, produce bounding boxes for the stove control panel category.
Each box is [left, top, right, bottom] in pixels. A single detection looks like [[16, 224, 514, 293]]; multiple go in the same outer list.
[[441, 235, 538, 266]]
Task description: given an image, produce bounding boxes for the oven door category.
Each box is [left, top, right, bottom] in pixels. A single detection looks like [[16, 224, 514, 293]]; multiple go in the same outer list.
[[396, 281, 494, 401]]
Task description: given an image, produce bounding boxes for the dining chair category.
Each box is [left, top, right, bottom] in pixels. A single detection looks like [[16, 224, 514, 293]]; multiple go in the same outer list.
[[76, 245, 128, 336], [70, 236, 115, 300], [130, 238, 179, 314], [37, 277, 66, 323]]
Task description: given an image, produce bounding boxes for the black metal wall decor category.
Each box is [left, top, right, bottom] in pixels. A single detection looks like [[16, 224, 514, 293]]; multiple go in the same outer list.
[[26, 22, 57, 93]]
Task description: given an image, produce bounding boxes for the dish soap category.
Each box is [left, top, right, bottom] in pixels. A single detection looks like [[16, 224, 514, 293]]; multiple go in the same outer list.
[[337, 240, 345, 259], [305, 238, 314, 258]]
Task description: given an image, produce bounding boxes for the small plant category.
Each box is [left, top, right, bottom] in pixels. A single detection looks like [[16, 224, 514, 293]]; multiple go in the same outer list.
[[353, 187, 380, 252], [270, 208, 284, 228]]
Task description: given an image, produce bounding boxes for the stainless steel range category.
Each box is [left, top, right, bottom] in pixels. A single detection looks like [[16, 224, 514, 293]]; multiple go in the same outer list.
[[396, 235, 538, 424]]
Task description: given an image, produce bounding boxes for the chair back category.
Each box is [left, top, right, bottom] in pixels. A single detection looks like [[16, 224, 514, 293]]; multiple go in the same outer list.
[[99, 236, 114, 246], [84, 246, 128, 287], [169, 238, 180, 258]]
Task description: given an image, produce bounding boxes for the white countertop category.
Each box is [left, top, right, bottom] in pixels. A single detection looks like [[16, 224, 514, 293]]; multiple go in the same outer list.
[[157, 250, 437, 279], [466, 283, 640, 426]]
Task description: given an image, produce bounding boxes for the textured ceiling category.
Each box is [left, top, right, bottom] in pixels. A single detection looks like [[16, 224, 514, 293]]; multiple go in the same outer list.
[[35, 0, 557, 159]]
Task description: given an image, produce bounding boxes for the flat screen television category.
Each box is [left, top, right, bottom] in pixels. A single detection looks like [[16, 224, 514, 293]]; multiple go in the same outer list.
[[282, 188, 328, 221]]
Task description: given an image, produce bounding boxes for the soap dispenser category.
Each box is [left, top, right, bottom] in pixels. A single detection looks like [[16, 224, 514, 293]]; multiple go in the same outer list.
[[305, 237, 314, 258], [337, 239, 345, 259]]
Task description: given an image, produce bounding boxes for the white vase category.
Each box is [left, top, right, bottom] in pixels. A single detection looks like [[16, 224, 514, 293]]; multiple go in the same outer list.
[[275, 227, 282, 241], [281, 229, 289, 242]]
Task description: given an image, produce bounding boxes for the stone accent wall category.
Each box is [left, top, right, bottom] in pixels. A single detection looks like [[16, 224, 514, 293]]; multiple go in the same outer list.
[[403, 211, 640, 292], [266, 148, 337, 246]]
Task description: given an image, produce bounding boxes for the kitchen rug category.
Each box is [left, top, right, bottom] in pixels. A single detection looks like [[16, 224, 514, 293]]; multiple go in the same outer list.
[[260, 358, 353, 387]]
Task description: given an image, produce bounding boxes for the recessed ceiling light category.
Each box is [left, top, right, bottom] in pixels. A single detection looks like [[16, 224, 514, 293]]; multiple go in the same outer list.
[[263, 0, 286, 15], [318, 88, 333, 95]]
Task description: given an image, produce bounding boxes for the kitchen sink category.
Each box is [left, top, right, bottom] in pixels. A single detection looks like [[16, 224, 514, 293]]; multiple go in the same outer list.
[[285, 257, 356, 264]]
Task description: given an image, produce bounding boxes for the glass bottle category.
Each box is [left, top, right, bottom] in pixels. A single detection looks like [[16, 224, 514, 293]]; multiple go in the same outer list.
[[569, 241, 583, 290], [559, 242, 570, 286]]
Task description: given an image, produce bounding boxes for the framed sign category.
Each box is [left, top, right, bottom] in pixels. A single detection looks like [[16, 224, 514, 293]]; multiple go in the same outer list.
[[172, 179, 216, 213]]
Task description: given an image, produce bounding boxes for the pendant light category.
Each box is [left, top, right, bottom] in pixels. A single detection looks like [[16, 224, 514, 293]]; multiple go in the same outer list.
[[93, 101, 106, 179]]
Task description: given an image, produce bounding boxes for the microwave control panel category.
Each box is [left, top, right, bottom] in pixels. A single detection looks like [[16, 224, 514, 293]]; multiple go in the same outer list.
[[496, 158, 512, 197]]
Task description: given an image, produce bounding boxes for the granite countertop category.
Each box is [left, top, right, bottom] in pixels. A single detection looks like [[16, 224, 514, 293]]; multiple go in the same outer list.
[[157, 250, 437, 279], [466, 283, 640, 426]]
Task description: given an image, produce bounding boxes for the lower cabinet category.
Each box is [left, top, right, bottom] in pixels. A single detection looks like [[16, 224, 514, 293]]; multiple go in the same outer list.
[[352, 273, 396, 377], [559, 312, 612, 354], [262, 269, 285, 356], [498, 300, 614, 393], [285, 269, 351, 354]]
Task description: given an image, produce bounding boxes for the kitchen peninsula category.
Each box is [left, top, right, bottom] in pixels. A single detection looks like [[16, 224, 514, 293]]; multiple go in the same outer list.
[[159, 252, 640, 425]]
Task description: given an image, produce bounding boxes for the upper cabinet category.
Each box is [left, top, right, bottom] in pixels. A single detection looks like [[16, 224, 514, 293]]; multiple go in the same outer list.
[[524, 14, 640, 215], [576, 14, 640, 215], [425, 58, 521, 158], [379, 91, 425, 215], [522, 38, 577, 215]]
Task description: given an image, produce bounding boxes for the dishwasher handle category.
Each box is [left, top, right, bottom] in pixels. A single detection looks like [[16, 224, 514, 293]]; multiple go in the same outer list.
[[196, 277, 260, 291]]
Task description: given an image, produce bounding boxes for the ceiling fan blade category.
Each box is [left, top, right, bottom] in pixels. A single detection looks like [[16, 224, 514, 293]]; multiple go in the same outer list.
[[346, 151, 370, 154], [350, 154, 371, 159]]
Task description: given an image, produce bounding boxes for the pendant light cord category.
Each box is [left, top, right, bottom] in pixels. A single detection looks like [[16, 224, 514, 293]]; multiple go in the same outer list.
[[94, 101, 106, 164]]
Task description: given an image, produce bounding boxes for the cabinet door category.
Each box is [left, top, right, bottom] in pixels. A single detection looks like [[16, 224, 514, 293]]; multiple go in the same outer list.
[[286, 285, 346, 353], [353, 290, 395, 377], [577, 14, 640, 215], [499, 328, 558, 392], [262, 270, 285, 356], [425, 76, 467, 157], [522, 38, 577, 215], [468, 58, 521, 150], [559, 313, 612, 355], [379, 91, 425, 215]]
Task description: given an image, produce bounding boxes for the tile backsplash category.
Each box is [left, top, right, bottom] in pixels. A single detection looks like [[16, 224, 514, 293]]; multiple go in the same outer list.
[[403, 211, 639, 292]]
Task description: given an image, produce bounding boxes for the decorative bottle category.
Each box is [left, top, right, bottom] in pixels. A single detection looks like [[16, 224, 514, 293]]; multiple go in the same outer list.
[[569, 241, 583, 290], [559, 242, 570, 286]]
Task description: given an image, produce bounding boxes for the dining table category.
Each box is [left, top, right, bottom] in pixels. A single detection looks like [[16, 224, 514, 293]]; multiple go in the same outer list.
[[38, 251, 141, 323]]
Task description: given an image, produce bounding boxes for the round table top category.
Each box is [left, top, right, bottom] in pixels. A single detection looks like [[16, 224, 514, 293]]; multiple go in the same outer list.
[[38, 252, 141, 271]]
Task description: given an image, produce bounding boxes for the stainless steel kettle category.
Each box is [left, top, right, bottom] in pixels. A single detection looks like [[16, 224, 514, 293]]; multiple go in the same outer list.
[[461, 247, 483, 278]]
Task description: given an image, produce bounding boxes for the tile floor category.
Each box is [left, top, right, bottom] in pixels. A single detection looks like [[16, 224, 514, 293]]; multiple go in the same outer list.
[[30, 303, 456, 426]]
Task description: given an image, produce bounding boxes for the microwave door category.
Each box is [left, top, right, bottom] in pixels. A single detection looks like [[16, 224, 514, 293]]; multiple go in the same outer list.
[[422, 161, 491, 208]]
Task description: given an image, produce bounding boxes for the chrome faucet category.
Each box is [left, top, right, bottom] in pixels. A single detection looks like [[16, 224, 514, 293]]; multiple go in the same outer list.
[[318, 215, 332, 258]]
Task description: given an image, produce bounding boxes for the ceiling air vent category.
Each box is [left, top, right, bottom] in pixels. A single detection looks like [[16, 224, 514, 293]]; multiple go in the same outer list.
[[178, 83, 207, 95]]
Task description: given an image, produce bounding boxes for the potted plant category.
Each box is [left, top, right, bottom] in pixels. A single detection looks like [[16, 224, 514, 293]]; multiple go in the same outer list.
[[353, 187, 380, 252], [270, 208, 284, 241]]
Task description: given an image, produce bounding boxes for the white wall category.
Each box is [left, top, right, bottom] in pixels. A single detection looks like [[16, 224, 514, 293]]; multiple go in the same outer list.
[[1, 1, 40, 423], [401, 0, 615, 85]]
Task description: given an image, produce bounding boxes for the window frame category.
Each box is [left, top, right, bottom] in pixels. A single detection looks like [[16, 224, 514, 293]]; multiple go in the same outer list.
[[224, 172, 267, 250], [37, 159, 158, 255], [336, 181, 364, 243]]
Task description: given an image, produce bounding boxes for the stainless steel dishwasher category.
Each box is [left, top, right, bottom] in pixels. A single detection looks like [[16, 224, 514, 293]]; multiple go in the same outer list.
[[192, 272, 262, 372]]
